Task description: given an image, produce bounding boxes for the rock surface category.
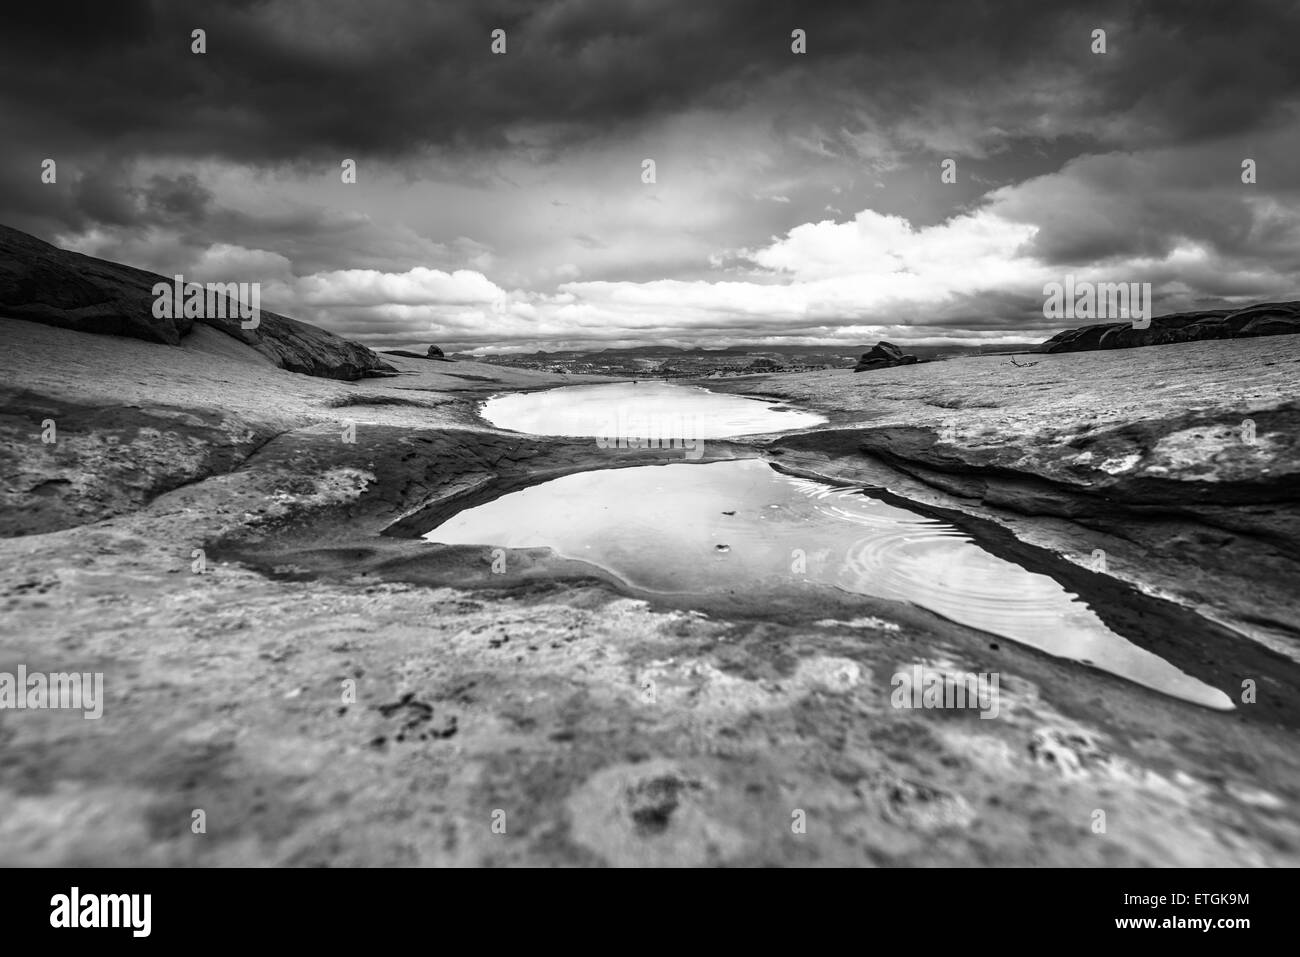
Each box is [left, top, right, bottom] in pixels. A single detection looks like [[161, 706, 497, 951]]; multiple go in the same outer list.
[[1, 317, 1298, 866], [1040, 300, 1300, 353], [854, 340, 918, 371], [0, 224, 393, 380]]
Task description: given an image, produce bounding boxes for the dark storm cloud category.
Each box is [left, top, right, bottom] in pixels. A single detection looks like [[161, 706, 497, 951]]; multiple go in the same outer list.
[[1, 0, 1293, 257], [4, 0, 1298, 165], [0, 160, 214, 234]]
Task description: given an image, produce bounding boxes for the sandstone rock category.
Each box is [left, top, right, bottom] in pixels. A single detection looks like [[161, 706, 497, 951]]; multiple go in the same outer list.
[[1041, 301, 1300, 354], [4, 317, 1300, 867], [0, 224, 192, 344], [0, 223, 394, 380], [854, 341, 918, 372]]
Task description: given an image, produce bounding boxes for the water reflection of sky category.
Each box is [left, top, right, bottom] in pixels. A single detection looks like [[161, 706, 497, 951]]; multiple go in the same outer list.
[[480, 382, 827, 438], [425, 459, 1232, 710]]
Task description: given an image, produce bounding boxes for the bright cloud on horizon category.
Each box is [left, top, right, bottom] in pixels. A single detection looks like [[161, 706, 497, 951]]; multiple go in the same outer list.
[[58, 166, 1293, 355]]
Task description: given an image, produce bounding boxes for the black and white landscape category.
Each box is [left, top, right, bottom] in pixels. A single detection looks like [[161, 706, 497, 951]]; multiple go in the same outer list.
[[1, 0, 1298, 879]]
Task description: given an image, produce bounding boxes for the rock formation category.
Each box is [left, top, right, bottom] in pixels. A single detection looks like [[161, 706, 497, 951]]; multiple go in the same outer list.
[[0, 223, 394, 380], [1040, 301, 1300, 353], [854, 341, 918, 371]]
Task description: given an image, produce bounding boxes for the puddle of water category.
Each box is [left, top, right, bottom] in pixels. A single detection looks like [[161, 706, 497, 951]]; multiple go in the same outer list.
[[424, 459, 1232, 710], [479, 381, 827, 438]]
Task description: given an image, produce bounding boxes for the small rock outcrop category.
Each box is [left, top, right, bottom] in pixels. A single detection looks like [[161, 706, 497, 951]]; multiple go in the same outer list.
[[854, 341, 918, 372], [382, 346, 454, 362], [1040, 301, 1300, 354]]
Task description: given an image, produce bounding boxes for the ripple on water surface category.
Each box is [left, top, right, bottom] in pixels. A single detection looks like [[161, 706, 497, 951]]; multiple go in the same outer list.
[[424, 459, 1233, 710]]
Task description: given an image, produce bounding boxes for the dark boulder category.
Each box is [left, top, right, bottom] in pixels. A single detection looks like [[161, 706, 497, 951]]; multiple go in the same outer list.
[[427, 344, 444, 358], [854, 341, 918, 372]]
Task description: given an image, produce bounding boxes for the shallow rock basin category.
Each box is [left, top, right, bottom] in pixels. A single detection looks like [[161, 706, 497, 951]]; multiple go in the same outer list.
[[425, 458, 1232, 710], [479, 381, 827, 438]]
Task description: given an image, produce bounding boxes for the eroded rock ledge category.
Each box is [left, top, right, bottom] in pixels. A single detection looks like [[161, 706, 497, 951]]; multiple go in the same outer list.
[[1040, 300, 1300, 353], [0, 224, 393, 380]]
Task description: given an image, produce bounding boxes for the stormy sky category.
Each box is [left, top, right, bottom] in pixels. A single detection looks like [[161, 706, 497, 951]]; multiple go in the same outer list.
[[2, 0, 1298, 352]]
